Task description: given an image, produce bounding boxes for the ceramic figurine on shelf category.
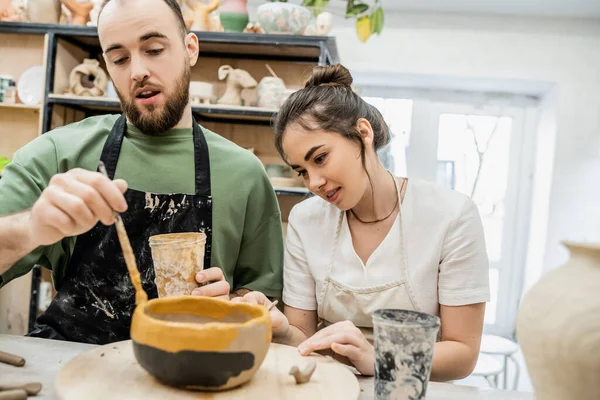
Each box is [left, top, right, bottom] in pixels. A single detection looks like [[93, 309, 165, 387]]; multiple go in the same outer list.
[[219, 0, 249, 33], [86, 0, 103, 26], [26, 0, 61, 23], [1, 0, 27, 22], [67, 59, 108, 97], [183, 0, 223, 32], [243, 22, 265, 34], [217, 65, 257, 106], [257, 76, 285, 108], [316, 11, 333, 35], [189, 81, 215, 105], [60, 0, 94, 25]]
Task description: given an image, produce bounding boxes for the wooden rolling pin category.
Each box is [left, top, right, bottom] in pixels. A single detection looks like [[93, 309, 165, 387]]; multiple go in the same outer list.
[[0, 382, 42, 395], [0, 351, 25, 367], [0, 389, 27, 400]]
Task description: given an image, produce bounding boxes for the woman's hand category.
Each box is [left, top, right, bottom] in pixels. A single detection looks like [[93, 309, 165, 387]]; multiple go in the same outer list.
[[297, 320, 375, 376], [231, 291, 290, 339]]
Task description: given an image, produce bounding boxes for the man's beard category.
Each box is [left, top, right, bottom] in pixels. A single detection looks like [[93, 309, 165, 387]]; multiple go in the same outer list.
[[118, 67, 190, 136]]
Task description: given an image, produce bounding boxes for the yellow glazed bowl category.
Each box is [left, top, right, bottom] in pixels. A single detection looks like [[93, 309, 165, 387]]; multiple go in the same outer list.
[[130, 296, 272, 391]]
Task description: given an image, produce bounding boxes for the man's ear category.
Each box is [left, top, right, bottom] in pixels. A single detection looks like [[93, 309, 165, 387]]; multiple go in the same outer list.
[[185, 32, 200, 67]]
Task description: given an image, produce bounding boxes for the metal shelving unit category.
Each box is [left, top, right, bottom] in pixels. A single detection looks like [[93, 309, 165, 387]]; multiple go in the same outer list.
[[0, 20, 336, 332]]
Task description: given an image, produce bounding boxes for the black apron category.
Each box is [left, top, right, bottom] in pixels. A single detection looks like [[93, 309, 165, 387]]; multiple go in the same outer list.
[[27, 115, 212, 344]]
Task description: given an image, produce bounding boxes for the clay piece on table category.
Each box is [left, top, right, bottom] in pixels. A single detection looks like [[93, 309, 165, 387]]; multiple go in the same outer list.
[[0, 389, 27, 400], [183, 0, 223, 32], [0, 351, 25, 367], [289, 361, 317, 384], [0, 382, 42, 396], [67, 59, 108, 97], [217, 65, 258, 106], [60, 0, 94, 25]]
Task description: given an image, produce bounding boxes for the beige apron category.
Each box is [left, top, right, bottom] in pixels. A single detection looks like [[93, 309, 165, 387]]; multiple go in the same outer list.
[[317, 175, 421, 341]]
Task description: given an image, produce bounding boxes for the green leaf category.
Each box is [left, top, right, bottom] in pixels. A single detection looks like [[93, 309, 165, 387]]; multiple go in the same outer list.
[[371, 6, 384, 34], [346, 3, 369, 17]]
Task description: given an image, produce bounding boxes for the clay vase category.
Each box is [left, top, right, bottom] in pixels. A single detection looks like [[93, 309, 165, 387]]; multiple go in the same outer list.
[[516, 242, 600, 400], [27, 0, 61, 23], [257, 76, 285, 109], [219, 0, 248, 33], [131, 296, 272, 390], [67, 59, 108, 97]]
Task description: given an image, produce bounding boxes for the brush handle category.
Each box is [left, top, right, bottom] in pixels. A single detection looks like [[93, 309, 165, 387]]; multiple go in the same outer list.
[[98, 161, 148, 305]]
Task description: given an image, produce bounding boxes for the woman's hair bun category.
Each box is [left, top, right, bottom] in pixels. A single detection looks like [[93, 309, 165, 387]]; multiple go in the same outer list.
[[304, 64, 353, 89]]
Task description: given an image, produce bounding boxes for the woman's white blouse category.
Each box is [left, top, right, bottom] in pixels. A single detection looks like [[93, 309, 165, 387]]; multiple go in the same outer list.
[[282, 178, 490, 317]]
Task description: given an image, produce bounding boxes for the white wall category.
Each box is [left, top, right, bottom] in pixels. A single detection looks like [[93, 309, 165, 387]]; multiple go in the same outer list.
[[327, 11, 600, 278]]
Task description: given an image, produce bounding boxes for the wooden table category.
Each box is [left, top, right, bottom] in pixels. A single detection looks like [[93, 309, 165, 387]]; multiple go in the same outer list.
[[0, 334, 533, 399]]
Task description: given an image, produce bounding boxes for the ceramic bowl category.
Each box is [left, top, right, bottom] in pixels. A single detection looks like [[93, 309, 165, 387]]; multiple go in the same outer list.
[[256, 3, 311, 35], [130, 296, 271, 391]]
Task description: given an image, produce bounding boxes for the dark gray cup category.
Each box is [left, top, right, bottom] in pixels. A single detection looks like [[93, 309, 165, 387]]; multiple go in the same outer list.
[[373, 309, 441, 399]]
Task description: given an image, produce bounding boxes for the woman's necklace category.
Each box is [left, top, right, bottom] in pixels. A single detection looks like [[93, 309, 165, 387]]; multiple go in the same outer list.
[[350, 173, 405, 224]]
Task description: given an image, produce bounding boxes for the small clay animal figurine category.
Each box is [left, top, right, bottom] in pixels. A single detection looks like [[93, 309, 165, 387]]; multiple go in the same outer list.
[[289, 361, 316, 384], [183, 0, 223, 32], [217, 65, 258, 106]]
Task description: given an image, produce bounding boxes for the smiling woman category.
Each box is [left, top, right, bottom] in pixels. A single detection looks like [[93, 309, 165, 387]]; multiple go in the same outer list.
[[233, 63, 490, 383]]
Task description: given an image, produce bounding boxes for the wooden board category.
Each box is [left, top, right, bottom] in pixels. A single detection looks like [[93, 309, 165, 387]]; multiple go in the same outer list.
[[56, 340, 360, 400]]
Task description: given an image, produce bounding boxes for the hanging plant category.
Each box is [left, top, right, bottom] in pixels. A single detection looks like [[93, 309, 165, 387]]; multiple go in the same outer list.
[[301, 0, 384, 42]]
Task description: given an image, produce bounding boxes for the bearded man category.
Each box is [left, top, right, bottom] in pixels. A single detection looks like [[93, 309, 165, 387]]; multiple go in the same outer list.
[[0, 0, 283, 344]]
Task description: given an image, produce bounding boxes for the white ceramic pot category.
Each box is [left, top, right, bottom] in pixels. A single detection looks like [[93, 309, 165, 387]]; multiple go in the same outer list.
[[257, 77, 285, 108], [516, 241, 600, 400], [256, 2, 311, 35]]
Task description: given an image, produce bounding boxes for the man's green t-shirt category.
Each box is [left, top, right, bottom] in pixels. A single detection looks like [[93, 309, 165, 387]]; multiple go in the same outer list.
[[0, 114, 283, 298]]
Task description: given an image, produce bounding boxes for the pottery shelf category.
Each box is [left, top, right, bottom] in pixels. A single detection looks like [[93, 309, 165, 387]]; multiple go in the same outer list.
[[0, 20, 337, 336], [0, 21, 339, 64], [47, 94, 279, 124], [0, 103, 41, 110]]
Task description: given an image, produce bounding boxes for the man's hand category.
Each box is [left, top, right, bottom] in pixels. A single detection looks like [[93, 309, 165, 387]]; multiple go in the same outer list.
[[192, 267, 230, 300], [297, 320, 375, 376], [28, 168, 128, 247]]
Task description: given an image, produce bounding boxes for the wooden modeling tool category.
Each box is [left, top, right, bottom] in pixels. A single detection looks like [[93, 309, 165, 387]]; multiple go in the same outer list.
[[267, 300, 279, 311]]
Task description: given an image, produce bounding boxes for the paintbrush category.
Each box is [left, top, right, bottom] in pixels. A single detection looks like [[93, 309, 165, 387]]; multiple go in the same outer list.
[[97, 161, 147, 304]]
